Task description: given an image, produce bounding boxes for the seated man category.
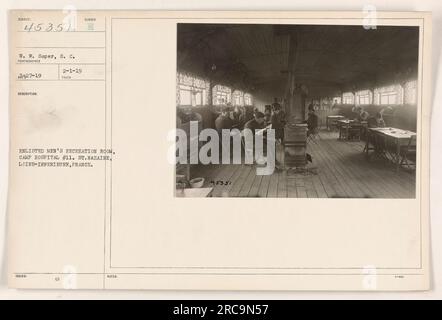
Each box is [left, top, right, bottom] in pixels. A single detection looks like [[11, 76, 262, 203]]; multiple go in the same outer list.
[[244, 111, 266, 134], [230, 105, 241, 128], [368, 112, 386, 128], [356, 107, 370, 122], [215, 106, 234, 133]]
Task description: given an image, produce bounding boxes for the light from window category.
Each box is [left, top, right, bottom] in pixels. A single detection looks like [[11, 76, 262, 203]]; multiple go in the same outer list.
[[332, 97, 342, 104], [355, 90, 371, 105], [176, 72, 210, 107], [232, 90, 244, 106], [380, 92, 397, 105], [212, 85, 231, 105], [244, 93, 253, 106], [359, 95, 370, 104], [179, 85, 192, 105], [342, 92, 354, 105], [404, 80, 417, 104], [374, 84, 403, 105]]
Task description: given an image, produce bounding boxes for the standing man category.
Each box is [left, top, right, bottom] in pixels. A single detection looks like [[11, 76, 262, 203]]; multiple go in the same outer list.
[[306, 109, 319, 136], [271, 103, 286, 142], [215, 106, 234, 133]]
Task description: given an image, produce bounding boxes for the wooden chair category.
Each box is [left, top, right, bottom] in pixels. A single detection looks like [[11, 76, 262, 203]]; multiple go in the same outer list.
[[339, 122, 361, 141], [399, 135, 416, 170]]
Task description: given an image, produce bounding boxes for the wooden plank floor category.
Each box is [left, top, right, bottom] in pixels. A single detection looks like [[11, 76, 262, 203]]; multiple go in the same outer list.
[[191, 130, 416, 198]]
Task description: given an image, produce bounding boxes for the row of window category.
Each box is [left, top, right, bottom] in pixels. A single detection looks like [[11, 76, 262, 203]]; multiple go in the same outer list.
[[339, 80, 417, 106], [177, 72, 417, 109], [176, 72, 253, 107]]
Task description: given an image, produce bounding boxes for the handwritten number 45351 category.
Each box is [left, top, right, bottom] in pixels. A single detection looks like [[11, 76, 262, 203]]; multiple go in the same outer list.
[[23, 23, 71, 32], [210, 180, 232, 186]]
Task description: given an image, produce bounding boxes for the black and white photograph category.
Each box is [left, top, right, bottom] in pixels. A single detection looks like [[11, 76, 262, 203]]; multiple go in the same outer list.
[[175, 23, 419, 198], [2, 7, 435, 295]]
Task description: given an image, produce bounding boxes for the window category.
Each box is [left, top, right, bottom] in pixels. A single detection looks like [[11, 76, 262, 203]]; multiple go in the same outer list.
[[374, 84, 403, 105], [342, 92, 354, 105], [355, 90, 372, 105], [212, 85, 231, 105], [232, 90, 244, 106], [359, 95, 370, 105], [244, 93, 253, 106], [404, 80, 417, 104], [332, 97, 342, 104], [380, 92, 397, 105], [176, 72, 210, 107], [179, 86, 192, 105]]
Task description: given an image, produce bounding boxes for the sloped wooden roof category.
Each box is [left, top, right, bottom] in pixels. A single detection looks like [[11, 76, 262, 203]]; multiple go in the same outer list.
[[177, 23, 419, 96]]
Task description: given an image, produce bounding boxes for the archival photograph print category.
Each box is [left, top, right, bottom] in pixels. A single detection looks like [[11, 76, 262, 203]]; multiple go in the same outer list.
[[174, 23, 419, 199]]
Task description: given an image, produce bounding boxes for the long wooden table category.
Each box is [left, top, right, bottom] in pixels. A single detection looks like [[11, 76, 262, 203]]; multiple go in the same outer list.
[[326, 115, 345, 130], [365, 127, 416, 171]]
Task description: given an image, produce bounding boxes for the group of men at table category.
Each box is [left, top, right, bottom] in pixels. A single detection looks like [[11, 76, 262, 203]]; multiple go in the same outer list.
[[214, 102, 389, 140], [214, 101, 322, 140], [351, 105, 388, 128], [214, 102, 287, 141]]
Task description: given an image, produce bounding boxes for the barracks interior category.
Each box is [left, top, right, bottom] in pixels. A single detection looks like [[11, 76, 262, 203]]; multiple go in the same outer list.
[[175, 23, 419, 198]]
